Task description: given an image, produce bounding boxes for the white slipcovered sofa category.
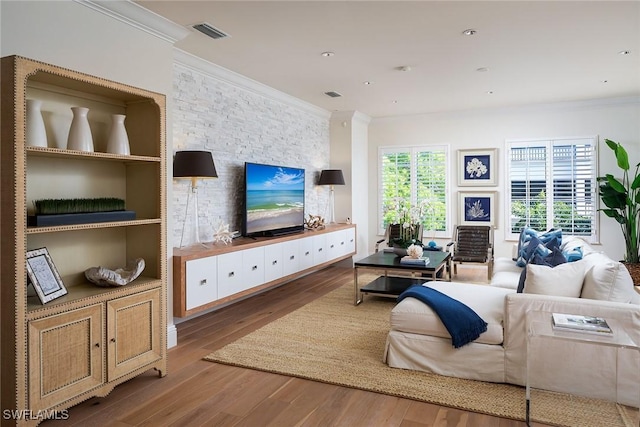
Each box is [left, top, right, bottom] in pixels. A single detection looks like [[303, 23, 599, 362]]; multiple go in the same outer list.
[[383, 236, 640, 405]]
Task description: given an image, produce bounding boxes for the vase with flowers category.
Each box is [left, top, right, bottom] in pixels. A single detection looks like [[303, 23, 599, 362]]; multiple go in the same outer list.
[[384, 198, 433, 252]]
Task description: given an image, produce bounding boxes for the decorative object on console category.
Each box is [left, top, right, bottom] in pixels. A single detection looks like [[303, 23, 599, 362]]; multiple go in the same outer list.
[[174, 150, 218, 247], [84, 258, 145, 287], [66, 106, 94, 152], [597, 138, 640, 284], [458, 191, 497, 227], [458, 148, 497, 186], [318, 169, 345, 224], [304, 214, 325, 230], [26, 247, 67, 304], [106, 114, 130, 155], [26, 99, 47, 147], [28, 197, 135, 226], [211, 220, 234, 245]]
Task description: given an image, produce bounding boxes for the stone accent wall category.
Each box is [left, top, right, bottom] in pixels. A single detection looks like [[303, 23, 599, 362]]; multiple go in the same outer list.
[[172, 63, 330, 244]]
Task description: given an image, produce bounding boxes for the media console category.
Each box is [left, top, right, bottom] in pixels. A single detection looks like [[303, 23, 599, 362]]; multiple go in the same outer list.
[[173, 223, 356, 317]]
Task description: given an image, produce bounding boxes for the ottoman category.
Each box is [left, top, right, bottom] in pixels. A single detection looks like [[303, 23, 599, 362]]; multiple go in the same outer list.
[[383, 281, 515, 383]]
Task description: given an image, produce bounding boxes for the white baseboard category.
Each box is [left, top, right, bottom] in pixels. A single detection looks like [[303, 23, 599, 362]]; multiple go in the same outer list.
[[167, 323, 178, 349]]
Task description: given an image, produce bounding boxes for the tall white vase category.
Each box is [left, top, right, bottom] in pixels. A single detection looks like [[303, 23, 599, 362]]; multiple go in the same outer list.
[[26, 99, 48, 147], [106, 114, 130, 155], [67, 107, 94, 152]]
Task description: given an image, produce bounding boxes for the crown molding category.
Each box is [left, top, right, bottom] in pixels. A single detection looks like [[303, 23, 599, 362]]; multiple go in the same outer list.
[[78, 0, 191, 43], [331, 111, 372, 125], [174, 49, 331, 120]]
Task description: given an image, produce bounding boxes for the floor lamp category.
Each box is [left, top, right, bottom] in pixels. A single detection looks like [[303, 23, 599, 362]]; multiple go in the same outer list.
[[318, 169, 345, 224], [174, 150, 217, 247]]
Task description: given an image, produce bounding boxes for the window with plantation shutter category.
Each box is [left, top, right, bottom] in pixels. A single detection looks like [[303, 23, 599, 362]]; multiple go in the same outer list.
[[379, 146, 450, 238], [506, 137, 598, 242]]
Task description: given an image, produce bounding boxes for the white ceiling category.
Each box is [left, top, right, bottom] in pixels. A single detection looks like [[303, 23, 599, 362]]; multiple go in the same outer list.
[[136, 1, 640, 118]]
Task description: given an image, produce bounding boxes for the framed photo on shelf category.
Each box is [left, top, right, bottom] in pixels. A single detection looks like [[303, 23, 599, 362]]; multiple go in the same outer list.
[[458, 148, 497, 186], [459, 191, 497, 227], [26, 247, 67, 304]]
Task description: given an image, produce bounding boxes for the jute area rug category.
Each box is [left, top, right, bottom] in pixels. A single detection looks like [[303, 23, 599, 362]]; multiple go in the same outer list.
[[205, 279, 635, 427]]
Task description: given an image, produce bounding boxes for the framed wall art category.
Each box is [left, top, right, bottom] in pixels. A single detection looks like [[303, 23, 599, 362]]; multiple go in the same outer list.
[[458, 148, 497, 186], [459, 191, 497, 227], [26, 247, 67, 304]]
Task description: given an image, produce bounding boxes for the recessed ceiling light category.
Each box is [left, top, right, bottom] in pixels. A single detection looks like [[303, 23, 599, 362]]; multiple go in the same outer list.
[[397, 65, 412, 72], [601, 80, 609, 83], [321, 51, 335, 57], [476, 67, 489, 72], [486, 91, 494, 95], [619, 50, 631, 55], [363, 81, 373, 85], [392, 100, 398, 104], [462, 29, 477, 36]]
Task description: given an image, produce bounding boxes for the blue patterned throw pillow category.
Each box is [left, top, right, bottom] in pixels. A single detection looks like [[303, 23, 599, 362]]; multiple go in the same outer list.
[[516, 228, 562, 267]]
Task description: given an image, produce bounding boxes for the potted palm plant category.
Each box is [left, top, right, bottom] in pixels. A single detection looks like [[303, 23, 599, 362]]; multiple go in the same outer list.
[[597, 138, 640, 283]]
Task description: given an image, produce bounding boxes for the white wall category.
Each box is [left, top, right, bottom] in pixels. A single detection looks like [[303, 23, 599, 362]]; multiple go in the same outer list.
[[171, 53, 331, 245], [1, 0, 181, 346], [369, 97, 640, 261]]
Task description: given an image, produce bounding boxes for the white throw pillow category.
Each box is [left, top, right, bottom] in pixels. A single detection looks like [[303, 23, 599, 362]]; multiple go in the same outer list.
[[581, 259, 640, 304], [523, 260, 586, 297]]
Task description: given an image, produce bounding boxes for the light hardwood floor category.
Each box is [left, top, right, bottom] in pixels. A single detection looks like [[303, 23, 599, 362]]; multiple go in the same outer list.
[[42, 264, 548, 427]]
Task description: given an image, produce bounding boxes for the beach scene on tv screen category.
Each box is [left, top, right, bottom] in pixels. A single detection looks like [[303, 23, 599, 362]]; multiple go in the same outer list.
[[246, 164, 305, 233]]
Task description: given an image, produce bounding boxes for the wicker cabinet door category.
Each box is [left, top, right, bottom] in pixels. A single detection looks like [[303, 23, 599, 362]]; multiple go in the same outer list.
[[107, 289, 162, 381], [28, 304, 104, 410]]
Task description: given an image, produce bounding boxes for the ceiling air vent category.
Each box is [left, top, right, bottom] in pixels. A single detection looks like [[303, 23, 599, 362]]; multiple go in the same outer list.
[[192, 22, 230, 40], [324, 91, 342, 98]]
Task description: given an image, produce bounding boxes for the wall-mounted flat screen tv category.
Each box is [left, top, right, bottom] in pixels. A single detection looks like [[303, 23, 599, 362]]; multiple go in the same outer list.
[[243, 162, 305, 237]]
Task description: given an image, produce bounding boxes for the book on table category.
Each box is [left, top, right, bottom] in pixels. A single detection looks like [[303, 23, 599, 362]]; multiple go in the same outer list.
[[551, 313, 613, 335], [400, 256, 430, 265]]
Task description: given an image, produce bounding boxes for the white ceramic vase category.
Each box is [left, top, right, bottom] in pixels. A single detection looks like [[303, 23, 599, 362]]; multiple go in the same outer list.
[[106, 114, 130, 155], [67, 107, 94, 152], [26, 99, 48, 148]]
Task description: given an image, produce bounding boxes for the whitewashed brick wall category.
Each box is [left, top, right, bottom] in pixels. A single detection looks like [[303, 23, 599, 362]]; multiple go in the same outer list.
[[172, 63, 331, 245]]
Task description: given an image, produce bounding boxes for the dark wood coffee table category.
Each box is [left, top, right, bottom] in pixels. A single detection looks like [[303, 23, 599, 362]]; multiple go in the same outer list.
[[354, 250, 451, 305]]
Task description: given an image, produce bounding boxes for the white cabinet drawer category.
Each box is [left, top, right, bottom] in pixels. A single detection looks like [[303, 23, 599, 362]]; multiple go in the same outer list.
[[298, 237, 314, 270], [281, 240, 300, 276], [217, 251, 243, 299], [312, 234, 327, 265], [242, 247, 265, 290], [345, 227, 356, 254], [264, 243, 283, 283], [185, 256, 217, 310], [326, 230, 345, 260]]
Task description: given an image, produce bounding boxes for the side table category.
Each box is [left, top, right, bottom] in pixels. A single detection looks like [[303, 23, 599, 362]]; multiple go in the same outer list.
[[526, 310, 640, 426]]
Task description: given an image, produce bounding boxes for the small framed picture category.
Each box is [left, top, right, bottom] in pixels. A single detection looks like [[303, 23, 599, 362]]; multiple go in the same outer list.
[[459, 191, 497, 227], [26, 247, 67, 304], [458, 148, 497, 186]]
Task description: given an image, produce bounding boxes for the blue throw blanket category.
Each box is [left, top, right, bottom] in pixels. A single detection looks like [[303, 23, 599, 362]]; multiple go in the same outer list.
[[397, 286, 488, 348]]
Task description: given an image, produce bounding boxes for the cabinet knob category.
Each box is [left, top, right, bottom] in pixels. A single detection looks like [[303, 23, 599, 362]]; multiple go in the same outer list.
[[305, 251, 310, 256], [318, 248, 323, 252], [272, 260, 277, 265], [229, 271, 235, 278], [95, 343, 100, 348], [290, 255, 295, 260], [199, 279, 207, 286], [110, 338, 116, 343], [330, 244, 335, 248], [341, 241, 345, 245], [252, 265, 258, 270]]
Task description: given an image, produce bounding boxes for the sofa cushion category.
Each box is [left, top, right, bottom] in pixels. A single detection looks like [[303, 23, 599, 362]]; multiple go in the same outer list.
[[517, 248, 567, 293], [516, 228, 562, 267], [523, 259, 586, 297], [580, 253, 640, 304], [390, 281, 514, 345]]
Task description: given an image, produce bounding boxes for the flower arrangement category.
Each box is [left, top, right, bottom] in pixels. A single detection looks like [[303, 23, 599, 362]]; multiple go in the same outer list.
[[385, 198, 433, 248]]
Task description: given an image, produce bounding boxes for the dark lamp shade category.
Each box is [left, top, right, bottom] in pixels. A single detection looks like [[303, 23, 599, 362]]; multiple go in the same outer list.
[[173, 150, 217, 178], [318, 169, 345, 186]]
